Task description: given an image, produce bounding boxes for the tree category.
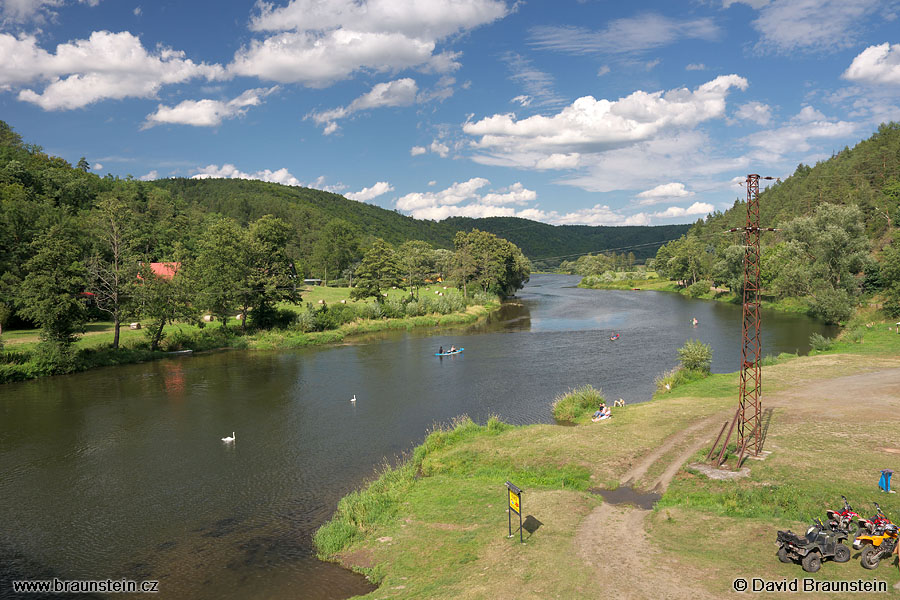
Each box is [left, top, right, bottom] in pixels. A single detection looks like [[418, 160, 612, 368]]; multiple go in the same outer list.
[[86, 192, 138, 348], [246, 215, 300, 329], [452, 229, 530, 297], [777, 203, 869, 323], [712, 244, 746, 296], [451, 240, 477, 297], [312, 219, 359, 286], [135, 252, 194, 351], [398, 240, 434, 299], [193, 217, 251, 328], [433, 249, 453, 283], [17, 224, 87, 346], [351, 238, 404, 303]]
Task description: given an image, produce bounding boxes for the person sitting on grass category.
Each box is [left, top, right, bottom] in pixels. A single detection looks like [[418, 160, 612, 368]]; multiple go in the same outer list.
[[592, 404, 612, 422]]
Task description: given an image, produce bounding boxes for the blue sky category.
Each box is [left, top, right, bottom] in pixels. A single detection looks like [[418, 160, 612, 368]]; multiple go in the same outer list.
[[2, 0, 900, 226]]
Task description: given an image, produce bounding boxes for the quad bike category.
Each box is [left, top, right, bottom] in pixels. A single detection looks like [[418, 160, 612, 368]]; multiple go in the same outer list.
[[776, 518, 850, 572], [853, 504, 899, 570], [826, 495, 861, 537]]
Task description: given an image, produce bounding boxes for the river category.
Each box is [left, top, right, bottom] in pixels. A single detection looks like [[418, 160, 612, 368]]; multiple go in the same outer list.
[[0, 274, 837, 599]]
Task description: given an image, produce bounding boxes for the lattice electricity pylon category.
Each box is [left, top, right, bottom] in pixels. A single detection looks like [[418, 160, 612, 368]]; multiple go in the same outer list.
[[727, 174, 777, 458]]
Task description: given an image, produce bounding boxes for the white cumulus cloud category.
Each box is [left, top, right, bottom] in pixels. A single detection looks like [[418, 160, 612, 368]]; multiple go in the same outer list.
[[636, 182, 694, 205], [843, 42, 900, 86], [430, 139, 450, 158], [410, 145, 427, 156], [346, 181, 394, 202], [464, 74, 748, 167], [229, 0, 509, 86], [139, 169, 158, 181], [651, 202, 715, 219], [2, 31, 225, 110], [191, 164, 302, 187], [143, 86, 277, 129], [734, 101, 772, 125]]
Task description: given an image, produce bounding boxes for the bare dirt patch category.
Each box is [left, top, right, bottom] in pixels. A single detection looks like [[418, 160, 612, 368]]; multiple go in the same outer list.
[[620, 415, 722, 488], [687, 462, 751, 480], [575, 504, 716, 600], [338, 547, 376, 570]]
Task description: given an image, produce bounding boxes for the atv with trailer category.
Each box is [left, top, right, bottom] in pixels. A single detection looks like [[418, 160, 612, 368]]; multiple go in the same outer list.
[[776, 518, 851, 572]]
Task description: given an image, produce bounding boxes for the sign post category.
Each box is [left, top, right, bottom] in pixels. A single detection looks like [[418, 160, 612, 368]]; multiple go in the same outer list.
[[506, 481, 523, 543]]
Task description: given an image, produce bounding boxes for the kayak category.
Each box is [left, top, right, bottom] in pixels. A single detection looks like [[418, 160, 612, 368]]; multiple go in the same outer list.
[[609, 335, 619, 341], [435, 348, 464, 356]]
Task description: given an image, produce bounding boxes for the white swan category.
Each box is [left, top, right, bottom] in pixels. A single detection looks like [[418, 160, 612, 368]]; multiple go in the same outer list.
[[350, 394, 356, 403], [222, 432, 235, 443]]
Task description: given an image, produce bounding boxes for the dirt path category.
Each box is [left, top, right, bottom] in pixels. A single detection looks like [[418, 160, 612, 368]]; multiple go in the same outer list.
[[574, 366, 900, 599], [576, 415, 725, 599], [620, 415, 722, 490]]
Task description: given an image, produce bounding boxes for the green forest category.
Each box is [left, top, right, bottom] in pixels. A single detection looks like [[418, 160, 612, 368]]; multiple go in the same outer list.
[[0, 120, 563, 381], [148, 178, 689, 270], [645, 122, 900, 323]]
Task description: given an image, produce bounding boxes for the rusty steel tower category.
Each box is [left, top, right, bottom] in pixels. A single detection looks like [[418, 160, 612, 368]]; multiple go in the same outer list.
[[732, 174, 776, 457], [710, 174, 777, 467]]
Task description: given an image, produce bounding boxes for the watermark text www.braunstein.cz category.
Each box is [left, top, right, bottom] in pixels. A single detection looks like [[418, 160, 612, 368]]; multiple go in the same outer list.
[[733, 577, 888, 593], [11, 578, 159, 594]]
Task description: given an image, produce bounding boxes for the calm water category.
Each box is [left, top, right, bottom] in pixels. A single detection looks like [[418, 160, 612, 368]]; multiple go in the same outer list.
[[0, 275, 837, 599]]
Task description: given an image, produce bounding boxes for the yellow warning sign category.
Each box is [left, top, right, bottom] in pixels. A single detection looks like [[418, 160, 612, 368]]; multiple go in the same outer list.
[[509, 489, 520, 514]]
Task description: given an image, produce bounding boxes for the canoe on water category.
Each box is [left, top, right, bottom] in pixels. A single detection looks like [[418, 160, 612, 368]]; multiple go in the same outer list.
[[435, 348, 464, 356]]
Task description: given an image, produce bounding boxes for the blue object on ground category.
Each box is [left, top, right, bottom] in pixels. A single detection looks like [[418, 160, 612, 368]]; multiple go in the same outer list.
[[879, 469, 893, 492]]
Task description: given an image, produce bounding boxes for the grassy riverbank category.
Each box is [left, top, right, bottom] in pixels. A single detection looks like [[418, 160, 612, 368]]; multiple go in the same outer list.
[[578, 271, 820, 316], [0, 286, 499, 384], [315, 321, 900, 598]]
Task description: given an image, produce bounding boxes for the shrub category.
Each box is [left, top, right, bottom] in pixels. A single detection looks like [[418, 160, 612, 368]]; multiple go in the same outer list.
[[809, 288, 854, 324], [551, 385, 605, 422], [677, 339, 712, 373], [251, 305, 298, 329], [809, 332, 833, 353], [687, 280, 711, 298], [31, 341, 77, 375]]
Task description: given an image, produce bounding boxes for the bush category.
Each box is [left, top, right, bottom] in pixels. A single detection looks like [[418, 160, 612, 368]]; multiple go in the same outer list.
[[809, 288, 854, 324], [31, 341, 77, 375], [809, 332, 833, 353], [677, 339, 712, 373], [551, 385, 605, 422], [687, 280, 711, 298], [251, 305, 298, 329]]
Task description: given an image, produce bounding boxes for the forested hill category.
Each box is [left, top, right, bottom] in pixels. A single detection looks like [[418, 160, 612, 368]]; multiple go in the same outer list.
[[150, 178, 690, 266], [687, 122, 900, 241]]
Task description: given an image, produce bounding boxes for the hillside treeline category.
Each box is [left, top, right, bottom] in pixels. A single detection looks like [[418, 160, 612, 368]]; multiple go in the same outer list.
[[0, 120, 530, 371], [652, 122, 900, 323], [149, 179, 690, 268]]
